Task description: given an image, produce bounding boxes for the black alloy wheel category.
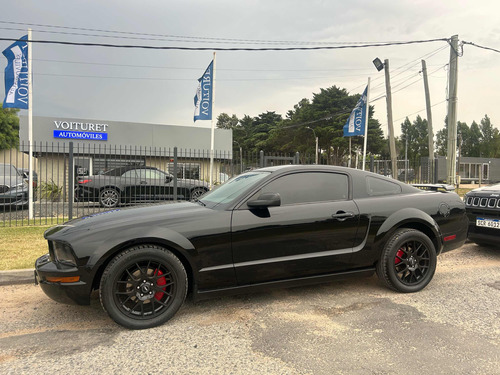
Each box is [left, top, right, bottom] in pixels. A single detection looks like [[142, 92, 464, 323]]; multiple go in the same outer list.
[[377, 228, 437, 293], [100, 245, 187, 329]]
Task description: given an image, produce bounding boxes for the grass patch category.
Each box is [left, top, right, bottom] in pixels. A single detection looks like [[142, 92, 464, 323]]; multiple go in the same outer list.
[[0, 226, 50, 270]]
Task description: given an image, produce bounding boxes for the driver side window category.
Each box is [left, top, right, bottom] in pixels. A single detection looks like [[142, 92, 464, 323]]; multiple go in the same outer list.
[[256, 172, 349, 205]]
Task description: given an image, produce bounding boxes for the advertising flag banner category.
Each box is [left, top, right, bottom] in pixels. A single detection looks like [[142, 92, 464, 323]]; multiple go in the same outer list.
[[193, 60, 214, 122], [343, 85, 368, 137], [3, 35, 29, 109]]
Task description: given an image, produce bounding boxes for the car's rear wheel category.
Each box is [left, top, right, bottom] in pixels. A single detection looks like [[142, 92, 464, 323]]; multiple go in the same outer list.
[[99, 187, 120, 208], [376, 228, 437, 293], [99, 245, 187, 329]]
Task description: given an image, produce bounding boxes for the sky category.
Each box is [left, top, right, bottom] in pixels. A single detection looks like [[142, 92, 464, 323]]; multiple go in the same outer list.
[[2, 0, 500, 139]]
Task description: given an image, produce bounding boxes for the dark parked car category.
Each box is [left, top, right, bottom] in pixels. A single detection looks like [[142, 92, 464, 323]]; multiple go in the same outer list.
[[75, 166, 209, 208], [35, 165, 468, 329], [18, 168, 38, 189], [464, 183, 500, 246], [0, 163, 29, 208]]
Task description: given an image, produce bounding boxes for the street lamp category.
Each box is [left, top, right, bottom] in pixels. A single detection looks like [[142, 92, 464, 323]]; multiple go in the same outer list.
[[306, 126, 319, 164], [373, 57, 397, 179]]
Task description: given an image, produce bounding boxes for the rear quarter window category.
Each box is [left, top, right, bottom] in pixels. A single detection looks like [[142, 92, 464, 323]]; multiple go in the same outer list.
[[366, 176, 402, 196]]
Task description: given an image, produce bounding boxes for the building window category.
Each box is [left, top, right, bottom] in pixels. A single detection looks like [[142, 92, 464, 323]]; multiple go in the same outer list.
[[459, 163, 489, 181]]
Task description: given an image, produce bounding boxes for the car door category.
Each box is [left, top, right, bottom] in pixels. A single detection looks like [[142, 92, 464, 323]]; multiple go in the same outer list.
[[230, 170, 360, 285]]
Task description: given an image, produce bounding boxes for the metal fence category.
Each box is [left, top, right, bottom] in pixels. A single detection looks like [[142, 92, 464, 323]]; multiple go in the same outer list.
[[1, 142, 430, 227]]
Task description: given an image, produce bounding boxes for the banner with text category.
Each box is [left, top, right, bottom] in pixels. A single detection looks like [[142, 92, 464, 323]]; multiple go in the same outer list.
[[193, 60, 213, 122], [2, 35, 28, 109], [343, 85, 368, 137]]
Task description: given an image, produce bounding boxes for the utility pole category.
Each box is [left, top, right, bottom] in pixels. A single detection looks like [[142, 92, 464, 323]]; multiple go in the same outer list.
[[446, 35, 459, 186], [421, 60, 435, 183], [384, 59, 398, 179]]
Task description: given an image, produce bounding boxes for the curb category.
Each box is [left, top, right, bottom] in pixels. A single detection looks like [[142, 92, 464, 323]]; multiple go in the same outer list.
[[0, 269, 34, 286]]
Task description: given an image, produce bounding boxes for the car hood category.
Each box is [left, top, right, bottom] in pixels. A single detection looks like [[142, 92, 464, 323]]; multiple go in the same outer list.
[[467, 184, 500, 195], [45, 201, 211, 238], [0, 175, 23, 186]]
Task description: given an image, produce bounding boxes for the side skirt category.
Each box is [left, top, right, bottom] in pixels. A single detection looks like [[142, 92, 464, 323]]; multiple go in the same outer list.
[[193, 267, 376, 302]]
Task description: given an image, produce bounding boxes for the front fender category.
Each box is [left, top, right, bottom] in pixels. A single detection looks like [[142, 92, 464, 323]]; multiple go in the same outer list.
[[87, 224, 196, 271]]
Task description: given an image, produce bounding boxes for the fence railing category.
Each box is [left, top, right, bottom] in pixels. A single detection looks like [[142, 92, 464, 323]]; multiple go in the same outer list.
[[1, 142, 431, 227]]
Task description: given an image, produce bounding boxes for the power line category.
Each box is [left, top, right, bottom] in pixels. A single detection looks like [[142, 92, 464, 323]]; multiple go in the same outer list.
[[0, 36, 449, 52], [462, 41, 500, 54]]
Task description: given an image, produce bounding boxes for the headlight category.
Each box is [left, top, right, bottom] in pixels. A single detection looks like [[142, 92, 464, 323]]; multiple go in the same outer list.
[[51, 241, 77, 266], [12, 182, 26, 190]]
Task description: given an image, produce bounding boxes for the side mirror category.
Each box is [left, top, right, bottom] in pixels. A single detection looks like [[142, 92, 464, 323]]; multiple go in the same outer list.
[[247, 192, 281, 208], [165, 175, 173, 183]]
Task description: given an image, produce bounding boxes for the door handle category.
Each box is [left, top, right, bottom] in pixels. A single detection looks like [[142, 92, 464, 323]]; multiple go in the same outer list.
[[331, 211, 355, 221]]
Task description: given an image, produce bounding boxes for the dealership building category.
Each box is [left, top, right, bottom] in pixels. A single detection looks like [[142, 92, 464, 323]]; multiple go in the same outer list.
[[13, 116, 233, 189]]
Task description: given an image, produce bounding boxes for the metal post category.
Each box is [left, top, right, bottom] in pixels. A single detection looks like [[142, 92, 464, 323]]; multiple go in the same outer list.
[[384, 59, 398, 179], [422, 60, 435, 183], [446, 35, 459, 185], [173, 147, 178, 200], [68, 142, 74, 220]]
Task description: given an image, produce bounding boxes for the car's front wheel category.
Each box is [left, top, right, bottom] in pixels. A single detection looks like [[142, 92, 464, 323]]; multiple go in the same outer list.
[[376, 228, 437, 293], [99, 245, 188, 329], [99, 187, 120, 208]]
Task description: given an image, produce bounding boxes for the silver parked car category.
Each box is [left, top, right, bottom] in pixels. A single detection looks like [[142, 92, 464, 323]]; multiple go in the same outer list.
[[0, 163, 29, 209]]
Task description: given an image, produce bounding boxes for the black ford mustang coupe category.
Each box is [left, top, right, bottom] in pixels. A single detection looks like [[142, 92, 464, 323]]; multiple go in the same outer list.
[[35, 165, 468, 329]]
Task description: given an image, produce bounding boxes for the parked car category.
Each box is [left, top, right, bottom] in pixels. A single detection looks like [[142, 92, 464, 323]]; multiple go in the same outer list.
[[0, 163, 29, 209], [18, 168, 38, 189], [75, 166, 209, 208], [35, 165, 468, 329], [464, 183, 500, 246]]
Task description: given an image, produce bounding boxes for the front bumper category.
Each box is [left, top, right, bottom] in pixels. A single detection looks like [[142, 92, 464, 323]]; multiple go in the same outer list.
[[0, 190, 28, 207], [467, 225, 500, 246], [35, 254, 92, 305]]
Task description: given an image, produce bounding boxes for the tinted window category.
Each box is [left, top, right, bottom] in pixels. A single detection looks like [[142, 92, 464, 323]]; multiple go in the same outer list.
[[137, 169, 165, 179], [366, 176, 402, 196], [121, 170, 138, 178], [260, 172, 348, 205]]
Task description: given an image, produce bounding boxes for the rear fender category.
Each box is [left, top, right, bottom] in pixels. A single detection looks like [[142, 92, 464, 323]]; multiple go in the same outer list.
[[375, 208, 443, 253]]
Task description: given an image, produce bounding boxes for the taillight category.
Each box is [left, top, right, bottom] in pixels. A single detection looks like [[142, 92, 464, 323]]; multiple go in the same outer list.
[[78, 179, 92, 184]]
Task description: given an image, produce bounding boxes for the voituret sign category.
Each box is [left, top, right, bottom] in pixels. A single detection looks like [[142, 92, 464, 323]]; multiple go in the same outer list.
[[53, 120, 109, 141]]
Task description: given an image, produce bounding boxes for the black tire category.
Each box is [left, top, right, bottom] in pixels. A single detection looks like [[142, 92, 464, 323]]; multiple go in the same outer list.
[[99, 245, 188, 329], [376, 228, 437, 293], [99, 187, 120, 208], [190, 187, 207, 200]]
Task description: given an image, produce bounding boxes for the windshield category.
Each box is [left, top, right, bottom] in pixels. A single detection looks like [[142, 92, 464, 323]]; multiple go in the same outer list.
[[200, 171, 270, 208], [0, 164, 20, 177]]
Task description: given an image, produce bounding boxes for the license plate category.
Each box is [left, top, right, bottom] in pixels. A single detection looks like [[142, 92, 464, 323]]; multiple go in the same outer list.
[[476, 217, 500, 229]]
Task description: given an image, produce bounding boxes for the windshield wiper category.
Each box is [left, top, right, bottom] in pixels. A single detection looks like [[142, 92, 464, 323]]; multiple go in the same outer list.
[[192, 198, 206, 206]]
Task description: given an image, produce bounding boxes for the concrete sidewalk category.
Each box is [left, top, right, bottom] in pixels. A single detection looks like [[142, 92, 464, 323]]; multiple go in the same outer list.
[[0, 269, 35, 286]]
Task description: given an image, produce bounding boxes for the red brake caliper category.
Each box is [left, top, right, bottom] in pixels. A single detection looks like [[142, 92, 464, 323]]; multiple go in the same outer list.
[[395, 249, 404, 264], [154, 269, 167, 301]]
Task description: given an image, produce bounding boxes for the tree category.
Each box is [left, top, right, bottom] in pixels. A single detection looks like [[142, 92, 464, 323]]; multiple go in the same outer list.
[[218, 85, 385, 164], [216, 113, 239, 129], [0, 104, 20, 150], [400, 115, 430, 165], [479, 115, 500, 157]]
